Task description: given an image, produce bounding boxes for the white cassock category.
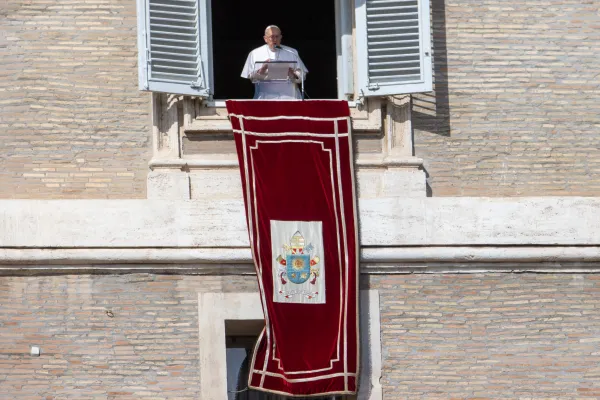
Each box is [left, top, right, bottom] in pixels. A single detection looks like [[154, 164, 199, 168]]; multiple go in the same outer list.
[[241, 44, 308, 100]]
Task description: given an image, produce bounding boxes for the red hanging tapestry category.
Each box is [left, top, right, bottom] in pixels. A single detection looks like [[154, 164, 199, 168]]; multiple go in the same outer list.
[[226, 100, 359, 397]]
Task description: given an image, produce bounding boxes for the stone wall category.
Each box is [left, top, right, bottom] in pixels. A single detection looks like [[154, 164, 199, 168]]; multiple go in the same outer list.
[[3, 0, 599, 198], [0, 0, 150, 199], [1, 272, 600, 398], [414, 0, 600, 196]]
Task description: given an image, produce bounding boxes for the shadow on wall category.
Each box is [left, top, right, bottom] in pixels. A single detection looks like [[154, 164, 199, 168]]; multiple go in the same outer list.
[[412, 0, 450, 137], [425, 169, 433, 197]]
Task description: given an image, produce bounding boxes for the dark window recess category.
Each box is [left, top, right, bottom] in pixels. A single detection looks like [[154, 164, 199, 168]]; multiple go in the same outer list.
[[226, 335, 347, 400], [211, 0, 337, 100]]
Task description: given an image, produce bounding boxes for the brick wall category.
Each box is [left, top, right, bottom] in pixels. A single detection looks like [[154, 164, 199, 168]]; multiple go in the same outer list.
[[1, 272, 599, 398], [0, 274, 258, 399], [0, 0, 151, 199], [368, 273, 600, 398], [414, 0, 600, 196]]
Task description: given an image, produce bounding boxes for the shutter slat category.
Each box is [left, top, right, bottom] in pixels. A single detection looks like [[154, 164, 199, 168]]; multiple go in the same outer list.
[[152, 0, 196, 5], [368, 53, 420, 59], [150, 25, 197, 33], [150, 4, 196, 10], [370, 60, 420, 66], [368, 25, 419, 32], [151, 44, 199, 52], [151, 30, 197, 37], [370, 73, 421, 79], [151, 73, 197, 81], [367, 12, 418, 18], [152, 57, 198, 65], [153, 65, 198, 72], [367, 5, 416, 11], [149, 76, 198, 83], [150, 10, 198, 17], [367, 18, 419, 25], [370, 66, 420, 73], [151, 37, 198, 44], [369, 45, 420, 52], [150, 17, 196, 24], [369, 33, 417, 39], [368, 0, 416, 4], [369, 39, 419, 46], [152, 50, 197, 57], [150, 23, 196, 30]]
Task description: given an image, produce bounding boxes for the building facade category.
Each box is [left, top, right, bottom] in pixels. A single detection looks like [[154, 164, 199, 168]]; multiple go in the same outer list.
[[1, 0, 600, 398]]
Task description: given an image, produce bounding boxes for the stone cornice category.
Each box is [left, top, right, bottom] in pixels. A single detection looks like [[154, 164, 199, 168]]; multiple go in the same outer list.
[[3, 246, 600, 275], [2, 197, 600, 274], [148, 156, 424, 170]]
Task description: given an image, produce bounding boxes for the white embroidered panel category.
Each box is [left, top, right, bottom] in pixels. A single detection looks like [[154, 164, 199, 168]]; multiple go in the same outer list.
[[270, 220, 326, 304]]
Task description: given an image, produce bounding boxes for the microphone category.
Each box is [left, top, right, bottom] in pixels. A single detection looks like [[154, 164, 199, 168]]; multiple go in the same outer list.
[[276, 45, 297, 59]]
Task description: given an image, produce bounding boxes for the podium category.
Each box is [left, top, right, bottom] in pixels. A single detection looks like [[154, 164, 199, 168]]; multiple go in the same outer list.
[[252, 61, 304, 100]]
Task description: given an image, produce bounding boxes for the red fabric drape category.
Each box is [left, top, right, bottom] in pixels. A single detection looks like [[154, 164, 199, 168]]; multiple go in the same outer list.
[[227, 100, 359, 397]]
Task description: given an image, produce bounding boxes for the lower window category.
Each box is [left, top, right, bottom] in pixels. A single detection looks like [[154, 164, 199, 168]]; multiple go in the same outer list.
[[226, 334, 352, 400]]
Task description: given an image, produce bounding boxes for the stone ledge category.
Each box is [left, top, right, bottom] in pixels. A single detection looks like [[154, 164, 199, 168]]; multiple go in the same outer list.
[[4, 246, 600, 264], [148, 156, 424, 170], [3, 247, 600, 275], [1, 198, 600, 247]]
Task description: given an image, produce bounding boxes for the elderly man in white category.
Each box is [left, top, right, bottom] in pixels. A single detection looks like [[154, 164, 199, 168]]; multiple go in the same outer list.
[[241, 25, 308, 99]]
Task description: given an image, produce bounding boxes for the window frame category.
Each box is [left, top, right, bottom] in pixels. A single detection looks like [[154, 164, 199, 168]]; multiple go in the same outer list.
[[203, 0, 354, 103], [198, 291, 382, 400]]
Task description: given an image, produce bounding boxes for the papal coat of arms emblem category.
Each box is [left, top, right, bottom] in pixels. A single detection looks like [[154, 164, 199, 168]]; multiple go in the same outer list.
[[275, 230, 322, 301]]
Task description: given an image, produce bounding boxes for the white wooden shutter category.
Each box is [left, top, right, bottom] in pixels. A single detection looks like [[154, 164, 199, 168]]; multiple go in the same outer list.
[[137, 0, 211, 96], [355, 0, 432, 97]]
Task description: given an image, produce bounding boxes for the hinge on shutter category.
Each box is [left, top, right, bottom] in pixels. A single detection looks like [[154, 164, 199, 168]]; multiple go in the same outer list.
[[368, 82, 380, 91]]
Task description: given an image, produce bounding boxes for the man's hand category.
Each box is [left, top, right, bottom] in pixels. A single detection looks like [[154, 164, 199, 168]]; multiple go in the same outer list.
[[288, 68, 299, 81], [259, 59, 270, 75]]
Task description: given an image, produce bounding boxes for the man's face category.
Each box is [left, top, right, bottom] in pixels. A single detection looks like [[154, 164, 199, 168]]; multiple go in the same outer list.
[[264, 28, 282, 50]]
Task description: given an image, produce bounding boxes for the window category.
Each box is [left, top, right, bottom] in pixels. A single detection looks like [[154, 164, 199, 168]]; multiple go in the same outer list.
[[210, 0, 337, 100], [136, 0, 431, 99], [227, 334, 351, 400], [199, 291, 382, 400]]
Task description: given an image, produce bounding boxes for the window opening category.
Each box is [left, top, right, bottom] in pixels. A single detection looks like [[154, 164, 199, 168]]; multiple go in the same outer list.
[[211, 0, 337, 100], [226, 327, 351, 400]]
